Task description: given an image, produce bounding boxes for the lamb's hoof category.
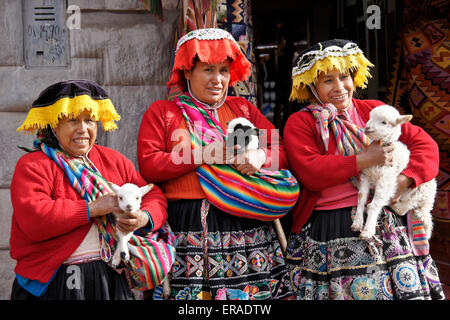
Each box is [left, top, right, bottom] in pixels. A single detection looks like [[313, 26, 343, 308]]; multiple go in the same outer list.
[[351, 221, 363, 232], [112, 253, 121, 268], [120, 251, 130, 263], [360, 229, 374, 241]]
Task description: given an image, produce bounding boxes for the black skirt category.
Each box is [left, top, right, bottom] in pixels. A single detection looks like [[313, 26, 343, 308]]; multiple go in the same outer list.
[[165, 199, 294, 300], [11, 260, 134, 300], [285, 207, 445, 300]]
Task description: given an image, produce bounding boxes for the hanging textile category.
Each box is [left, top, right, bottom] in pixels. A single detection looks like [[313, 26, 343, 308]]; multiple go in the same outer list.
[[386, 0, 449, 224]]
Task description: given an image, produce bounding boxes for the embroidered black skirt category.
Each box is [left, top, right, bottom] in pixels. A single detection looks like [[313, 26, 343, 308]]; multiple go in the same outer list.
[[165, 199, 294, 300], [11, 260, 134, 300], [285, 207, 445, 300]]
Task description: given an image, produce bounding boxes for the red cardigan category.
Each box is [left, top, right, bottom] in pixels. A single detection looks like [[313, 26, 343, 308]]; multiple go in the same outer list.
[[137, 96, 289, 184], [283, 99, 440, 233], [9, 144, 168, 283]]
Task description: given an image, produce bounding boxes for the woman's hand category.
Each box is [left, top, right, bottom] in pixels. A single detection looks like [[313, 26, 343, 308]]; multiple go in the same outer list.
[[116, 210, 149, 233], [88, 193, 122, 218], [356, 141, 394, 170], [198, 141, 237, 165], [233, 149, 266, 176]]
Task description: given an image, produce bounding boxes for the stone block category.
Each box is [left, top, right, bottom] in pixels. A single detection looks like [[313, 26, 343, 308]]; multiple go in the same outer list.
[[101, 85, 166, 166], [0, 189, 13, 249], [0, 112, 35, 187], [0, 0, 23, 66], [0, 58, 103, 112], [0, 250, 15, 300], [68, 0, 106, 10], [102, 19, 176, 86]]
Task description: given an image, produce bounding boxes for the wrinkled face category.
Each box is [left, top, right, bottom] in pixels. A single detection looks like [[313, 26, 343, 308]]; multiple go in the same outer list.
[[54, 110, 97, 157], [314, 69, 354, 111], [184, 61, 231, 105]]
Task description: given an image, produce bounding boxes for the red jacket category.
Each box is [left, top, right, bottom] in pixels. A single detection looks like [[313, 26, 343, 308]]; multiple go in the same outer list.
[[137, 96, 289, 184], [10, 144, 168, 283], [283, 99, 440, 233]]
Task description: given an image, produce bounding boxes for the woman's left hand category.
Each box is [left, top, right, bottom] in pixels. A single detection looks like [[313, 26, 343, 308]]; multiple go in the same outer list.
[[233, 149, 266, 176], [116, 210, 149, 233]]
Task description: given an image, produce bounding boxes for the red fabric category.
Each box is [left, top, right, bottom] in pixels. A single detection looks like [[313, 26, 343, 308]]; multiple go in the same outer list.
[[167, 37, 252, 89], [137, 95, 288, 185], [9, 144, 168, 283], [283, 99, 440, 233]]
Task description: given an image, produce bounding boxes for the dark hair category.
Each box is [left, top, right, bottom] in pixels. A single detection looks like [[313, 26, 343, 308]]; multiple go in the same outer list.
[[38, 126, 60, 149]]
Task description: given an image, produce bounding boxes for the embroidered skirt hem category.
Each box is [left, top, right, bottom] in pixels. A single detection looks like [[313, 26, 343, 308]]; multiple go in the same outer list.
[[285, 207, 445, 300]]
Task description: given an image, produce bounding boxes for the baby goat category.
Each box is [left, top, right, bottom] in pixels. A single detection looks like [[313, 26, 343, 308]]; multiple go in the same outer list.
[[109, 182, 153, 268], [226, 117, 261, 154], [352, 105, 414, 240]]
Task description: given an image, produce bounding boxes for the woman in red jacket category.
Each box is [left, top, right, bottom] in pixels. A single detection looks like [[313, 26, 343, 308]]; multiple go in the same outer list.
[[137, 28, 293, 300], [283, 39, 444, 300], [10, 80, 168, 300]]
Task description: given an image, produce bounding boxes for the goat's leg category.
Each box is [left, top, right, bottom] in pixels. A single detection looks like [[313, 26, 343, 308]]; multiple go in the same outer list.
[[352, 177, 370, 232], [360, 181, 394, 240], [119, 231, 132, 263], [112, 232, 124, 267], [162, 275, 171, 300], [112, 230, 132, 267]]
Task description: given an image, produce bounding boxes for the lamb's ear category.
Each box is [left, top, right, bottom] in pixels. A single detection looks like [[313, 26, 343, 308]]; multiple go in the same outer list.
[[109, 182, 120, 193], [140, 184, 154, 196], [396, 114, 413, 125]]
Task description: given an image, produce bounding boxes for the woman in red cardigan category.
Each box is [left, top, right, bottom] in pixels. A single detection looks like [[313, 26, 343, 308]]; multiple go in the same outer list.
[[137, 28, 293, 300], [10, 80, 168, 300], [283, 39, 444, 300]]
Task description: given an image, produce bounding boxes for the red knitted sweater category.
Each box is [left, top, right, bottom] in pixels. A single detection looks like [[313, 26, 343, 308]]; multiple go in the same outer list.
[[137, 96, 288, 185]]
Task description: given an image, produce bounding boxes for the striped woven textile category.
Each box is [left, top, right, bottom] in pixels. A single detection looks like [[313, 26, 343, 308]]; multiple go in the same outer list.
[[34, 139, 176, 291], [175, 94, 299, 221], [407, 213, 430, 256], [305, 103, 371, 187]]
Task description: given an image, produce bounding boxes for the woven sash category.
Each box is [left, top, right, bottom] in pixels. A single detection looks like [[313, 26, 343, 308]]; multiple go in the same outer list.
[[175, 94, 299, 221], [35, 140, 175, 291], [305, 103, 371, 186]]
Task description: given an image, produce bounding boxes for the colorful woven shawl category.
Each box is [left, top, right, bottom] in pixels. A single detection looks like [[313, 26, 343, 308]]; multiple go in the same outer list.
[[305, 103, 371, 186], [32, 139, 175, 291], [175, 94, 299, 221]]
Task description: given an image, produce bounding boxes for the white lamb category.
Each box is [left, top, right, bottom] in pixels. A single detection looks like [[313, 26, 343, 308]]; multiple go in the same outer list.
[[109, 182, 153, 268], [352, 105, 436, 240]]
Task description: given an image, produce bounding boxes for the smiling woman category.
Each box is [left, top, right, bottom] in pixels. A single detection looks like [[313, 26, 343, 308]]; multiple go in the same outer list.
[[10, 80, 169, 300], [283, 39, 444, 300], [137, 28, 294, 300], [53, 111, 98, 157]]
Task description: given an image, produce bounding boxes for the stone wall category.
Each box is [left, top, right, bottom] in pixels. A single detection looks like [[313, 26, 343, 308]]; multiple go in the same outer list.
[[0, 0, 179, 299]]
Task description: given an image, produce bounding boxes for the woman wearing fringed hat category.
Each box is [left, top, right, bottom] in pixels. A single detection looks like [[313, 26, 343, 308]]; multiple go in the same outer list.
[[283, 39, 444, 300], [10, 80, 170, 300], [137, 28, 295, 300]]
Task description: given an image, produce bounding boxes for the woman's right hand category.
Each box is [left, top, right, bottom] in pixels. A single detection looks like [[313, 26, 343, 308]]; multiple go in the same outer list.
[[88, 192, 122, 218], [356, 141, 394, 170], [198, 141, 237, 165]]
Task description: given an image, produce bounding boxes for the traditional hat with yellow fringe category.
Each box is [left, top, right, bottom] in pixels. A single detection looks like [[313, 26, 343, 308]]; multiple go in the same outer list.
[[17, 80, 121, 134], [167, 28, 252, 90], [290, 39, 374, 102]]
